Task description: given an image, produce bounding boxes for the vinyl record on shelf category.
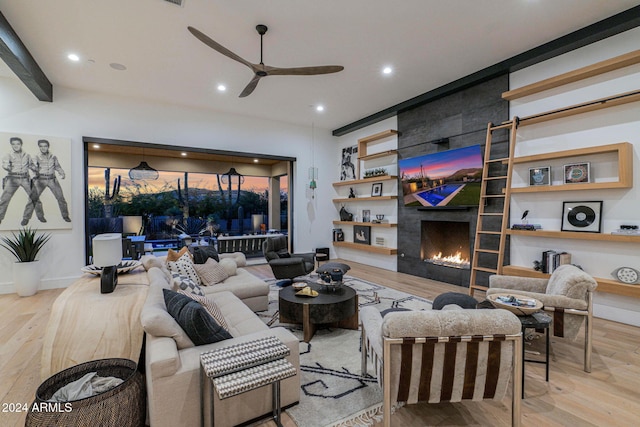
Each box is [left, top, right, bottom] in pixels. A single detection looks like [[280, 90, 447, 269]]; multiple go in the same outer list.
[[567, 205, 596, 228]]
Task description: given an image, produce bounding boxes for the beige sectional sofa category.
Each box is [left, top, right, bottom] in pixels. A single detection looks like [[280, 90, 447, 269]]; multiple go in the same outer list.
[[140, 258, 300, 427]]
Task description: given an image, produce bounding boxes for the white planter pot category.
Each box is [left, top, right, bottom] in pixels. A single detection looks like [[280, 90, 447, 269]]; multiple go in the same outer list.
[[13, 260, 41, 297]]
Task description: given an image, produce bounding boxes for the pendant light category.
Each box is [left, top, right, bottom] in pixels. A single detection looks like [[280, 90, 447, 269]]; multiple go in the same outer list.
[[129, 148, 159, 180], [309, 122, 318, 198]]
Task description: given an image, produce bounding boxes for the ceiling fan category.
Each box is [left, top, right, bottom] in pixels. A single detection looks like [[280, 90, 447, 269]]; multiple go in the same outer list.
[[188, 24, 344, 97]]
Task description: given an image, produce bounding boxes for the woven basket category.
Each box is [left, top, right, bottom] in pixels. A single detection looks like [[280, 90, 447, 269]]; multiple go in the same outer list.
[[25, 358, 145, 427]]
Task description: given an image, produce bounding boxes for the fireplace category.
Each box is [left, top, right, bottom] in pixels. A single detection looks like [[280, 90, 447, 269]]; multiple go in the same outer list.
[[421, 220, 471, 286]]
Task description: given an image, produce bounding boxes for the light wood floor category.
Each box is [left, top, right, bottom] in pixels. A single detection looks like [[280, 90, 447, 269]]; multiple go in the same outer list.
[[1, 260, 639, 426]]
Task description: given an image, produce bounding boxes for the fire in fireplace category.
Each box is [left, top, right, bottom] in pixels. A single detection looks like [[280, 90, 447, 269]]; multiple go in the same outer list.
[[421, 221, 470, 270]]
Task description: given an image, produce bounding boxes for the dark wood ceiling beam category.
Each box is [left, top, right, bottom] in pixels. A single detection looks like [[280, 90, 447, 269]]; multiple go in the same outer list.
[[0, 11, 52, 101], [333, 5, 640, 136]]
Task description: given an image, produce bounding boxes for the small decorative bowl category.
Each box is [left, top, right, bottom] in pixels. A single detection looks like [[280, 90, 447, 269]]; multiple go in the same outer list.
[[292, 282, 307, 290]]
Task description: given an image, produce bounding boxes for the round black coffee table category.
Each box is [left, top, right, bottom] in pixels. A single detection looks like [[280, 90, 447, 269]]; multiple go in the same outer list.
[[278, 283, 358, 342]]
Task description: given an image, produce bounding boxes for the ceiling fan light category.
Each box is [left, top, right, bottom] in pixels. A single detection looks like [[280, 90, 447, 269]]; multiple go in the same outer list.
[[129, 161, 159, 180]]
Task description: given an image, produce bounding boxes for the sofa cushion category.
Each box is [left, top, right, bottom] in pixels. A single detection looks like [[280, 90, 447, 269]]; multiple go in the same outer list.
[[163, 289, 232, 345], [218, 258, 237, 277], [194, 258, 229, 285], [141, 255, 163, 271], [141, 278, 194, 349], [172, 273, 205, 296], [219, 252, 247, 267], [189, 245, 220, 264], [167, 252, 201, 285], [177, 290, 230, 331]]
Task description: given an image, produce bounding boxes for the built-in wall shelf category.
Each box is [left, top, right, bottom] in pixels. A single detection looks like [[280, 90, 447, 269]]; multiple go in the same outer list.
[[357, 129, 399, 145], [359, 150, 398, 161], [517, 89, 640, 127], [506, 229, 640, 242], [502, 265, 640, 298], [333, 196, 397, 203], [332, 220, 397, 228], [332, 176, 397, 187], [333, 241, 397, 255], [502, 49, 640, 100]]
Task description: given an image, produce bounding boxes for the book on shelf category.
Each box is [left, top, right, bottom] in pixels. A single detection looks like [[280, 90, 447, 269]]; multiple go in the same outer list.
[[511, 224, 542, 230], [200, 336, 290, 378], [541, 250, 571, 274]]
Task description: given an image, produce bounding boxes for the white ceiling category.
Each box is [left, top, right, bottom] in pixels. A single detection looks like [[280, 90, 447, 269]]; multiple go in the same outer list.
[[0, 0, 638, 132]]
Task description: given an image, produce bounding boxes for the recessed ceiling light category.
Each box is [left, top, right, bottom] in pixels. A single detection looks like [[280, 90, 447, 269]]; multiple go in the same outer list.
[[93, 144, 100, 149], [253, 159, 259, 163], [67, 53, 80, 62], [316, 105, 325, 112], [382, 66, 393, 75], [217, 84, 227, 92], [181, 152, 187, 156], [109, 63, 127, 71]]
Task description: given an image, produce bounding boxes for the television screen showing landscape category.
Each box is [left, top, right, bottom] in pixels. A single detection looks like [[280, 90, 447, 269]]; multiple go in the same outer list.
[[399, 145, 484, 207]]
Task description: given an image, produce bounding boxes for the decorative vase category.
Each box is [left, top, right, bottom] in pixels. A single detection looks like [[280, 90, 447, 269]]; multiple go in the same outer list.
[[13, 260, 41, 297]]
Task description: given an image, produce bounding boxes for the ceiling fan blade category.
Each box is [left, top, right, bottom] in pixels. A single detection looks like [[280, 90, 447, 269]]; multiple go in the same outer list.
[[187, 26, 254, 69], [239, 75, 262, 98], [266, 65, 344, 76]]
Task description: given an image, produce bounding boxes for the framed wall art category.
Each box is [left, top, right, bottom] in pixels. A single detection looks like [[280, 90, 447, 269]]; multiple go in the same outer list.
[[361, 209, 371, 223], [371, 182, 383, 197], [561, 201, 602, 233], [529, 166, 551, 186], [0, 132, 72, 231], [564, 162, 590, 184], [340, 145, 357, 181], [353, 225, 371, 245]]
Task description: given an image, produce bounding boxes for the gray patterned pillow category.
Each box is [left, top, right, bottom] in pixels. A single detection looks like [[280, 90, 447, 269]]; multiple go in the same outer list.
[[166, 252, 201, 285], [172, 273, 205, 296], [178, 290, 230, 331], [194, 258, 229, 286]]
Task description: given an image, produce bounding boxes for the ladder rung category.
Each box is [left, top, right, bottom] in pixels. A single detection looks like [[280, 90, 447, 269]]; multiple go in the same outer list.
[[473, 267, 498, 273], [485, 157, 509, 163], [484, 176, 508, 180], [470, 284, 489, 291], [490, 122, 514, 130], [476, 249, 500, 254], [482, 194, 505, 198], [477, 231, 502, 235]]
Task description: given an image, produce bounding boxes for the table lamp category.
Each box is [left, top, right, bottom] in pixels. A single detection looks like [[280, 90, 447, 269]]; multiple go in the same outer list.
[[92, 233, 123, 294]]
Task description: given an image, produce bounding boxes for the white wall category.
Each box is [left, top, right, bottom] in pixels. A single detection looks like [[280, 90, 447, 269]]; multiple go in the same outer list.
[[0, 80, 336, 293], [509, 27, 640, 326], [334, 117, 398, 271]]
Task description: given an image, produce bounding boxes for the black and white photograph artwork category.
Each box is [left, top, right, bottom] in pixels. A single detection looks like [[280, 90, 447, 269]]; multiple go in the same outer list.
[[353, 225, 371, 245], [340, 145, 357, 181], [0, 132, 72, 231]]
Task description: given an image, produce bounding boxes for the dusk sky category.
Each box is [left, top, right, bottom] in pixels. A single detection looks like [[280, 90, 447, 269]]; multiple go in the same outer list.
[[399, 145, 483, 179], [88, 168, 286, 195]]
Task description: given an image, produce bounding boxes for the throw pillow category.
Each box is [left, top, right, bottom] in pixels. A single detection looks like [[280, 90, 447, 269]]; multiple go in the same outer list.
[[166, 251, 201, 285], [163, 289, 232, 345], [194, 258, 229, 286], [276, 249, 291, 258], [167, 246, 192, 262], [177, 289, 230, 331], [171, 273, 205, 296], [218, 258, 237, 277], [189, 245, 220, 264]]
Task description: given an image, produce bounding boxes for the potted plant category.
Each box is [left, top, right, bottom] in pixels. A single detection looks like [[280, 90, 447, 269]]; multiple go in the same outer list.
[[1, 227, 51, 296]]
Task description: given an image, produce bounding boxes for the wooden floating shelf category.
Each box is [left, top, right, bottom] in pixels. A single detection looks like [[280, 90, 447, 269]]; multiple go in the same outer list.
[[511, 181, 630, 193], [512, 142, 631, 164], [357, 129, 399, 145], [333, 196, 397, 203], [502, 49, 640, 100], [332, 220, 397, 228], [332, 176, 397, 187], [502, 265, 640, 299], [506, 229, 640, 242], [358, 150, 398, 161], [333, 241, 397, 255]]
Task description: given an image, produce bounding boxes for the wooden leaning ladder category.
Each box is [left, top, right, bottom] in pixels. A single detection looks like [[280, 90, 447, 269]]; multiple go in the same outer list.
[[469, 118, 519, 297]]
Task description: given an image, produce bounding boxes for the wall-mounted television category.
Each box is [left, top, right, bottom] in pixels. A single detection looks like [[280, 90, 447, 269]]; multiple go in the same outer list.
[[399, 145, 483, 207]]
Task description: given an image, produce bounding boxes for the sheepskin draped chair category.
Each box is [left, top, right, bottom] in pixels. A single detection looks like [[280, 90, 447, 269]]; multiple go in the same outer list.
[[360, 307, 522, 427], [487, 264, 598, 372]]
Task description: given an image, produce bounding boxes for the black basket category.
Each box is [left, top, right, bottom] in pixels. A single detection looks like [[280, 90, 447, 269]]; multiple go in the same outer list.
[[25, 358, 145, 427]]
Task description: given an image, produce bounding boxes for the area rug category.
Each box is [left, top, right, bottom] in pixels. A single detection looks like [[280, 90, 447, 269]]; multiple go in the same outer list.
[[257, 276, 432, 427]]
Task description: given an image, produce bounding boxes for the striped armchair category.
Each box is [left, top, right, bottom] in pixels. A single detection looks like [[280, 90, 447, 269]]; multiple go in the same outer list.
[[360, 307, 522, 427]]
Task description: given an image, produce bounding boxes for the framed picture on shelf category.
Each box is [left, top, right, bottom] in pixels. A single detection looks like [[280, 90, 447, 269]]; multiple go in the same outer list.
[[353, 225, 371, 245], [371, 182, 383, 197], [361, 209, 371, 223], [340, 145, 357, 181], [529, 166, 551, 186], [561, 201, 602, 233], [564, 162, 590, 184]]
